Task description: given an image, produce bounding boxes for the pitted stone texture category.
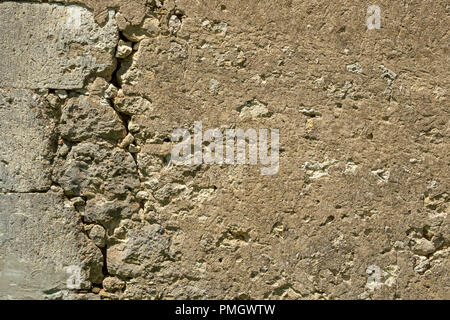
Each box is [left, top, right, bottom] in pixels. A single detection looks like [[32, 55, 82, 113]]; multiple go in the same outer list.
[[0, 2, 118, 89], [106, 0, 449, 300], [113, 95, 153, 116], [60, 94, 126, 142], [55, 142, 140, 226], [0, 89, 55, 193], [0, 192, 103, 299], [107, 223, 170, 279]]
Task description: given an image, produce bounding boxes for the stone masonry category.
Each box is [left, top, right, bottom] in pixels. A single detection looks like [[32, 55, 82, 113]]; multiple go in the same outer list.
[[0, 1, 448, 299]]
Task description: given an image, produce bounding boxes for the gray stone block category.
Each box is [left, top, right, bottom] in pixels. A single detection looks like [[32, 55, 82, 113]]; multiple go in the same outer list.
[[0, 89, 55, 193], [0, 2, 118, 89], [0, 192, 103, 299]]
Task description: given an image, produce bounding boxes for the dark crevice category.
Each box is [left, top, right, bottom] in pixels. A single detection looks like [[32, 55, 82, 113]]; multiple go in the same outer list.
[[110, 57, 122, 90], [101, 245, 109, 277], [117, 112, 131, 135], [107, 33, 146, 213], [0, 189, 51, 194]]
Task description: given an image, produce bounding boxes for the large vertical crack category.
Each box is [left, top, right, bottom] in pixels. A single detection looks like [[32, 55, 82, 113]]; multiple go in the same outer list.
[[108, 31, 146, 211]]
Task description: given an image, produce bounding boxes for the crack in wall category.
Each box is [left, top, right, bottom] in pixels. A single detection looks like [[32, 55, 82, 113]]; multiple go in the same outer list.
[[110, 30, 146, 212]]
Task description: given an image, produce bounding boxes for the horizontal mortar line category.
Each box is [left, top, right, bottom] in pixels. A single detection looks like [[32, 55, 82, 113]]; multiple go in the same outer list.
[[0, 86, 83, 90], [0, 190, 52, 195]]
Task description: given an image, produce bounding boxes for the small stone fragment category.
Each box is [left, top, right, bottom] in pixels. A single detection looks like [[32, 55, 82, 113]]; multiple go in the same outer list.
[[346, 62, 363, 74], [209, 79, 220, 93], [136, 191, 149, 201], [299, 108, 321, 117], [105, 84, 118, 99], [128, 144, 140, 153], [301, 160, 338, 179], [371, 169, 390, 183], [238, 99, 269, 120], [169, 15, 182, 34], [212, 21, 227, 35], [393, 241, 405, 250], [116, 40, 133, 59], [119, 133, 135, 149], [344, 160, 358, 174], [380, 65, 397, 81], [414, 256, 430, 274], [92, 287, 101, 294], [102, 277, 126, 293], [55, 90, 68, 99], [412, 238, 436, 256], [128, 122, 141, 133], [87, 224, 106, 248], [118, 17, 160, 42]]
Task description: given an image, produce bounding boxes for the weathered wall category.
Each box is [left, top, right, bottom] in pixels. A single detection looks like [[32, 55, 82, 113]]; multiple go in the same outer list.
[[0, 0, 448, 299]]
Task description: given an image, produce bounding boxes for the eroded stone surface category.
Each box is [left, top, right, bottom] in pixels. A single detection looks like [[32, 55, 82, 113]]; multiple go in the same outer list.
[[105, 0, 449, 300], [0, 2, 118, 89], [54, 141, 140, 226], [0, 0, 449, 300], [60, 94, 126, 142], [0, 89, 55, 193], [0, 192, 103, 299]]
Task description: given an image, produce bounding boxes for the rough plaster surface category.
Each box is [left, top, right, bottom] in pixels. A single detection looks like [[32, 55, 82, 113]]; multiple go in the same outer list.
[[0, 0, 448, 300]]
